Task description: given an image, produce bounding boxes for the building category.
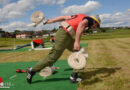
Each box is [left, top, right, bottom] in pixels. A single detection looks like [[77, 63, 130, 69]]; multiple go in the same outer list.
[[16, 31, 32, 39]]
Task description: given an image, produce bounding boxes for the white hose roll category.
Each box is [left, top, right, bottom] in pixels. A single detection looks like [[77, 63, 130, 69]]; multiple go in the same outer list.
[[68, 52, 86, 69], [31, 11, 44, 23], [39, 66, 54, 77]]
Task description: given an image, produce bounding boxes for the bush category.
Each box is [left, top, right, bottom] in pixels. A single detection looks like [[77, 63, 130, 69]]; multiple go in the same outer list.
[[100, 28, 106, 32], [85, 29, 93, 33]]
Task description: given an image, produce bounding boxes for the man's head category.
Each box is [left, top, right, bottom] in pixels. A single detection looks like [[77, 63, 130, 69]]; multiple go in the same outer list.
[[89, 15, 101, 29]]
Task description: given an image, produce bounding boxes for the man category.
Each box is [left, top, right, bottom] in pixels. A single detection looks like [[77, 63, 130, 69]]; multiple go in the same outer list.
[[26, 14, 101, 84]]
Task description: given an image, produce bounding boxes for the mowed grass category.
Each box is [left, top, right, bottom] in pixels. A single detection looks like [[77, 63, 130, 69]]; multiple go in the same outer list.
[[78, 38, 130, 90], [0, 38, 31, 49], [82, 29, 130, 40], [0, 29, 130, 90], [0, 29, 130, 49]]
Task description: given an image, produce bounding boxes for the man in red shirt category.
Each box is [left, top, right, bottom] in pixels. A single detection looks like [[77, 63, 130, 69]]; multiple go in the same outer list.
[[26, 14, 101, 84]]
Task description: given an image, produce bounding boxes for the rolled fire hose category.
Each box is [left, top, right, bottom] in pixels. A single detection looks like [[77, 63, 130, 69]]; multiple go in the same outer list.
[[29, 11, 45, 27], [31, 11, 44, 23], [68, 48, 88, 69], [39, 66, 59, 77]]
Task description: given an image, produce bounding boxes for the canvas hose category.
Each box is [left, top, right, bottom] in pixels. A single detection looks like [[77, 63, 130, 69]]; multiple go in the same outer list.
[[30, 11, 44, 26], [68, 48, 88, 69], [39, 66, 55, 77]]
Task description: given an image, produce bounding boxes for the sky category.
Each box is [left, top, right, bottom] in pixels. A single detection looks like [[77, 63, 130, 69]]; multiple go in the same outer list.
[[0, 0, 130, 32]]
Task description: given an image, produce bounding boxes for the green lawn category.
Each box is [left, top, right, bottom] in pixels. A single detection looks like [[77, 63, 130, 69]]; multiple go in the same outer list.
[[81, 29, 130, 40], [0, 60, 77, 90], [0, 29, 130, 49], [0, 38, 31, 49]]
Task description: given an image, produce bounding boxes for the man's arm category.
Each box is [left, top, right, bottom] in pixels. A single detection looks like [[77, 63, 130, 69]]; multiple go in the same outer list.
[[74, 19, 88, 50], [46, 16, 71, 24]]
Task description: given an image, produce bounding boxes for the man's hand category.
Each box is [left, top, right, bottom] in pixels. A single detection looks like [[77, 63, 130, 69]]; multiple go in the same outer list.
[[43, 19, 49, 24], [74, 41, 80, 51]]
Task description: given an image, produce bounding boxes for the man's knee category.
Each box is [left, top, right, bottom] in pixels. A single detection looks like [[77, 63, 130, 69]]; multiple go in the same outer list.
[[49, 49, 64, 60]]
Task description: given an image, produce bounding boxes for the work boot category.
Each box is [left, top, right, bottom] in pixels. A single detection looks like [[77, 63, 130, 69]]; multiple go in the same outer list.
[[70, 72, 82, 83], [26, 67, 36, 84]]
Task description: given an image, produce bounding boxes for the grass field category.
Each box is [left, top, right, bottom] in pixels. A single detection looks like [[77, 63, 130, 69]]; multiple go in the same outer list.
[[0, 29, 130, 90], [82, 29, 130, 40], [78, 38, 130, 90]]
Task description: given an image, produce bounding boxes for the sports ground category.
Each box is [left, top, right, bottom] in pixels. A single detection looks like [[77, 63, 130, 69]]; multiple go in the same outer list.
[[0, 42, 88, 90], [0, 29, 130, 90]]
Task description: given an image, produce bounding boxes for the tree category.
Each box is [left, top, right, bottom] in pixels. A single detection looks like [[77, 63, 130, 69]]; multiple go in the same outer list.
[[14, 30, 21, 34], [0, 28, 2, 31], [100, 28, 106, 32], [0, 28, 5, 38], [52, 28, 58, 32], [85, 28, 93, 34], [0, 28, 5, 33]]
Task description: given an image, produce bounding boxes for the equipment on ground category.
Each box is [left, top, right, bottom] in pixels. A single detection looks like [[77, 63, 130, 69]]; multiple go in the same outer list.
[[16, 66, 59, 77], [68, 48, 88, 69], [29, 39, 52, 51], [39, 66, 59, 77], [16, 69, 26, 73], [29, 47, 52, 51]]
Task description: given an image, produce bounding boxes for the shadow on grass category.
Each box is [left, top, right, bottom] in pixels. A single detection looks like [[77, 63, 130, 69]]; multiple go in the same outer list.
[[32, 67, 121, 85], [32, 77, 69, 84], [64, 68, 73, 71], [32, 71, 69, 84], [81, 67, 121, 85]]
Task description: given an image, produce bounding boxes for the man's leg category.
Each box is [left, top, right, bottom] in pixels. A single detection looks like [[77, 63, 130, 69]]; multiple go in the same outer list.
[[26, 28, 71, 84], [66, 39, 83, 83], [32, 28, 69, 72], [32, 46, 65, 72], [66, 38, 74, 52]]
